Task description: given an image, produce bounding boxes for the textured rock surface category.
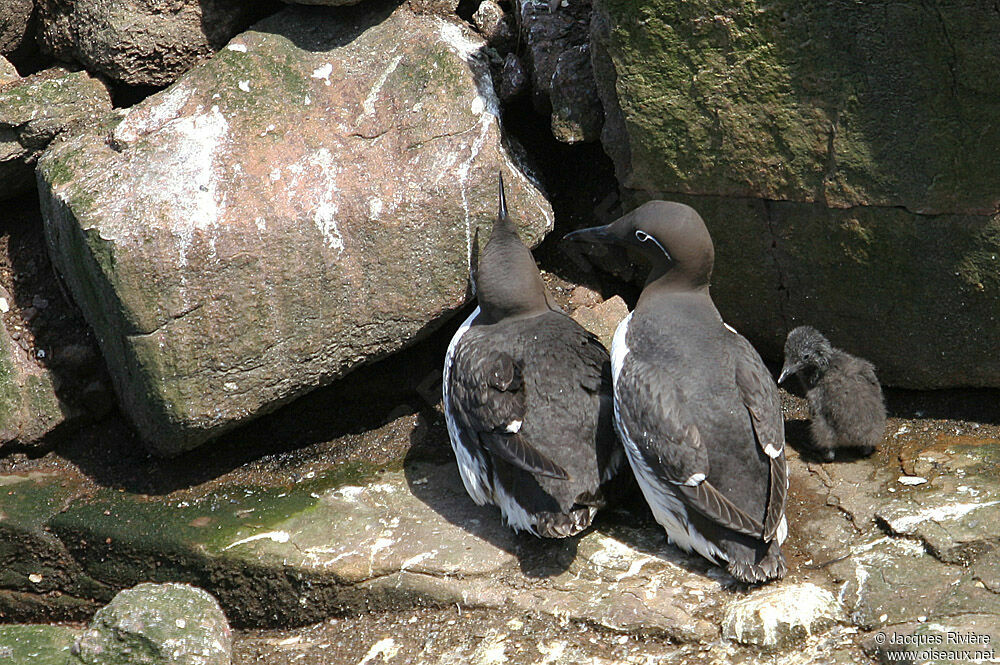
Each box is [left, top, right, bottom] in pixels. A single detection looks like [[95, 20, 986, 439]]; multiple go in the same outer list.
[[75, 583, 231, 665], [0, 67, 110, 200], [570, 294, 627, 350], [590, 0, 1000, 387], [722, 583, 845, 649], [37, 0, 275, 86], [518, 0, 602, 143], [0, 0, 33, 56], [0, 392, 997, 662], [0, 313, 76, 448], [0, 624, 80, 665], [0, 56, 17, 85], [37, 5, 553, 455]]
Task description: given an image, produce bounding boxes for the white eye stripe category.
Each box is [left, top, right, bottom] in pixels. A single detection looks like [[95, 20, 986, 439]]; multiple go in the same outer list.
[[635, 230, 652, 242]]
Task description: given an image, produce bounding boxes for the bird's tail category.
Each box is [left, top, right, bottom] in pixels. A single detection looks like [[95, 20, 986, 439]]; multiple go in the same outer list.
[[533, 506, 598, 538], [727, 539, 787, 584]]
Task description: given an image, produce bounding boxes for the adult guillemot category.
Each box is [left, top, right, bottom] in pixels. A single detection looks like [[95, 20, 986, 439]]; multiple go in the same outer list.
[[565, 201, 788, 583], [442, 173, 623, 538], [779, 326, 886, 460]]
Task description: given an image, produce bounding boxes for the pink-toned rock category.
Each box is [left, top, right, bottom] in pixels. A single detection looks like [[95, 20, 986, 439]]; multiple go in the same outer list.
[[37, 5, 553, 455], [571, 295, 629, 350]]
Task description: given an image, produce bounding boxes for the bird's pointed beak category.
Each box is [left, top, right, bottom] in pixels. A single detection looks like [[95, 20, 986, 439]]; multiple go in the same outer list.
[[498, 171, 508, 221], [562, 223, 626, 247], [777, 363, 798, 384]]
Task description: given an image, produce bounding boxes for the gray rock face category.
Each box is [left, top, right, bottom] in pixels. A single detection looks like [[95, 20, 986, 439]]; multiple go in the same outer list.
[[37, 5, 553, 455], [75, 583, 231, 665], [0, 67, 110, 200], [550, 43, 603, 142], [517, 0, 602, 143], [0, 0, 33, 56], [37, 0, 274, 86]]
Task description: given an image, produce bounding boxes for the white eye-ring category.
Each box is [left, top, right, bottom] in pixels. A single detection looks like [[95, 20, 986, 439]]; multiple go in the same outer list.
[[635, 230, 652, 242]]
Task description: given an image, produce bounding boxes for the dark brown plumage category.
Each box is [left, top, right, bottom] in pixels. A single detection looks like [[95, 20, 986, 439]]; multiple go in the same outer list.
[[565, 201, 788, 584], [779, 326, 886, 460]]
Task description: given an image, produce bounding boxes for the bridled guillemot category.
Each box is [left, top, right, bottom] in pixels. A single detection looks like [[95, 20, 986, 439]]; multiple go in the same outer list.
[[564, 201, 788, 583]]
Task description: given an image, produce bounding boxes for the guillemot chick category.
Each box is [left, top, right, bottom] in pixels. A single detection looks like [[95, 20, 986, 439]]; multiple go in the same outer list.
[[564, 202, 788, 584], [442, 173, 624, 538], [779, 326, 886, 460]]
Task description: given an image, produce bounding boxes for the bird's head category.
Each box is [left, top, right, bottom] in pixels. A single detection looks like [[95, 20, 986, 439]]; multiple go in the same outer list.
[[475, 172, 550, 323], [562, 201, 714, 291], [779, 326, 834, 384]]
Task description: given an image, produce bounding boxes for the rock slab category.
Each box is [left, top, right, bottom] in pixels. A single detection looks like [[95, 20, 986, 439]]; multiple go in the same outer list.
[[37, 5, 553, 455], [75, 583, 231, 665], [590, 0, 1000, 386]]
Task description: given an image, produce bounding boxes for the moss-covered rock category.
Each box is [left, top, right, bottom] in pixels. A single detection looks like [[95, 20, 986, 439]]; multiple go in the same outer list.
[[0, 624, 79, 665], [591, 0, 1000, 386], [75, 583, 231, 665], [37, 5, 552, 455], [0, 316, 78, 448], [0, 67, 110, 200]]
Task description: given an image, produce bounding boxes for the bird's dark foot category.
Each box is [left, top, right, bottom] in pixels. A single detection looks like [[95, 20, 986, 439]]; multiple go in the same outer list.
[[820, 448, 836, 461], [858, 445, 876, 457]]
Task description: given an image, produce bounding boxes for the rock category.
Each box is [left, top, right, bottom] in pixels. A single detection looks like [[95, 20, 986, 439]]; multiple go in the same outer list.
[[407, 0, 460, 14], [37, 0, 275, 87], [0, 56, 18, 86], [0, 466, 109, 622], [0, 314, 76, 448], [517, 0, 602, 142], [37, 5, 553, 456], [0, 0, 33, 56], [570, 294, 628, 350], [0, 67, 110, 200], [0, 624, 80, 665], [590, 0, 1000, 387], [875, 441, 1000, 565], [721, 583, 846, 650], [46, 454, 722, 641], [498, 52, 527, 102], [75, 583, 231, 665], [830, 536, 962, 630], [472, 0, 511, 45], [550, 43, 603, 143]]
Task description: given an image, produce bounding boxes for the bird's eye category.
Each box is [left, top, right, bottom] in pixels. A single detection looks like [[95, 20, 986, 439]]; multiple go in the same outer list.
[[635, 230, 651, 243]]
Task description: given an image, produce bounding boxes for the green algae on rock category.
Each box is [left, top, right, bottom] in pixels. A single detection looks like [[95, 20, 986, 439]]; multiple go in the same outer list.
[[37, 4, 552, 456], [0, 624, 80, 665], [75, 583, 231, 665], [0, 68, 110, 200]]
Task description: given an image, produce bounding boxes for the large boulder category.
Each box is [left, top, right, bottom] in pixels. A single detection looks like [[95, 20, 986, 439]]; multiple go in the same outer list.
[[36, 0, 276, 86], [591, 0, 1000, 387], [0, 67, 110, 200], [37, 5, 553, 455]]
